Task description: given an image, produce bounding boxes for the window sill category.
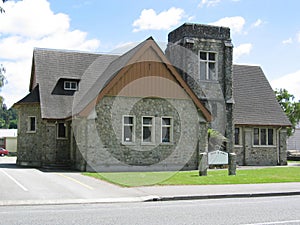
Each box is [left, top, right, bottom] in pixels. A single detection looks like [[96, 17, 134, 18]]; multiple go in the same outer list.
[[122, 142, 135, 146], [141, 142, 156, 146], [234, 145, 243, 147], [57, 137, 68, 140], [26, 131, 36, 134], [160, 142, 174, 146], [198, 80, 219, 83], [253, 145, 277, 148]]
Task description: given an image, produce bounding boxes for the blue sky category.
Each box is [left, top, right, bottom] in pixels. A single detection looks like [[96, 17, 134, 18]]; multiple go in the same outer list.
[[0, 0, 300, 107]]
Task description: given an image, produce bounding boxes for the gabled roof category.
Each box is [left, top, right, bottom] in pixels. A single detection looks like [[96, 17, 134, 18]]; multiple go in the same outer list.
[[22, 48, 119, 119], [14, 84, 40, 105], [71, 38, 152, 117], [233, 65, 291, 126], [16, 38, 211, 121], [73, 37, 212, 121]]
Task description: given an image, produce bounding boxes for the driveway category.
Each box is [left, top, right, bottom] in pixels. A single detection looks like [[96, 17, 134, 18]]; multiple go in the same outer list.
[[0, 157, 150, 205]]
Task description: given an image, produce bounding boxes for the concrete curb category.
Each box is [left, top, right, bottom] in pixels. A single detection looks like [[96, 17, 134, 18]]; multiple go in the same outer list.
[[0, 195, 160, 206], [152, 191, 300, 202], [2, 192, 300, 206]]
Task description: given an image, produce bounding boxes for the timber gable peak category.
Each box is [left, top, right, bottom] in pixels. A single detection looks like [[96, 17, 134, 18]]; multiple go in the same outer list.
[[75, 37, 212, 122]]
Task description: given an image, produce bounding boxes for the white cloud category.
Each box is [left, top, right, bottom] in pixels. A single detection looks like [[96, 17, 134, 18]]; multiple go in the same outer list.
[[233, 43, 252, 61], [0, 0, 100, 107], [209, 16, 245, 34], [252, 19, 263, 28], [271, 70, 300, 101], [198, 0, 221, 8], [282, 38, 293, 45], [0, 0, 70, 39], [188, 16, 196, 22], [132, 7, 185, 32], [110, 42, 138, 54]]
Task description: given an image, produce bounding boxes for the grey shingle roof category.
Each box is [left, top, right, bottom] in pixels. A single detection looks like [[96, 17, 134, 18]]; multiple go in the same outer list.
[[31, 48, 119, 119], [72, 38, 152, 116], [15, 84, 40, 104], [233, 64, 291, 126]]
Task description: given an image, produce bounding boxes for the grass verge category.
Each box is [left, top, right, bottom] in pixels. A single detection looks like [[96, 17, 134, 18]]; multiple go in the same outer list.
[[83, 166, 300, 187]]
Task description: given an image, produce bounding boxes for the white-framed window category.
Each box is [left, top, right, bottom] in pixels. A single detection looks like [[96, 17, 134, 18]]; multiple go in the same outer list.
[[122, 116, 135, 143], [253, 128, 274, 146], [27, 116, 36, 132], [57, 122, 67, 139], [64, 81, 78, 91], [199, 51, 217, 80], [161, 117, 173, 143], [234, 127, 242, 145], [142, 116, 155, 144]]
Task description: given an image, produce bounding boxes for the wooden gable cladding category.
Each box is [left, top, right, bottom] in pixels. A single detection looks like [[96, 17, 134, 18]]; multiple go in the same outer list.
[[79, 38, 212, 122], [106, 60, 190, 100]]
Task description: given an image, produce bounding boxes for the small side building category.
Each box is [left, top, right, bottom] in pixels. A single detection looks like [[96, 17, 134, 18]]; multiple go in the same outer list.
[[233, 65, 291, 166], [287, 126, 300, 151], [0, 129, 18, 155]]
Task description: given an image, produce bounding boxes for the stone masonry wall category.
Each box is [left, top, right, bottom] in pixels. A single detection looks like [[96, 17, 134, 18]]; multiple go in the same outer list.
[[16, 104, 43, 167], [234, 146, 244, 166], [166, 23, 234, 153], [17, 104, 71, 167], [279, 129, 287, 165], [239, 127, 279, 166], [73, 96, 207, 172], [245, 146, 278, 166]]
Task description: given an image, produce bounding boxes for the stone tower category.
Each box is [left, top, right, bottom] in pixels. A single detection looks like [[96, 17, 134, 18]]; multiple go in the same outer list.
[[166, 23, 234, 153]]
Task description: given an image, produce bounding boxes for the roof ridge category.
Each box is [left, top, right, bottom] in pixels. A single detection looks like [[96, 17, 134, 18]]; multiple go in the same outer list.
[[33, 47, 120, 57], [233, 63, 261, 67]]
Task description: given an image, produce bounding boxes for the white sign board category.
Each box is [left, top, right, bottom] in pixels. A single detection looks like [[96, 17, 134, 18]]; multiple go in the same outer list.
[[208, 150, 228, 165]]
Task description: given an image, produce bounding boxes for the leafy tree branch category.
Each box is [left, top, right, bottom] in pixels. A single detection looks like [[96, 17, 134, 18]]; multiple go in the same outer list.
[[275, 88, 300, 136], [0, 0, 8, 13]]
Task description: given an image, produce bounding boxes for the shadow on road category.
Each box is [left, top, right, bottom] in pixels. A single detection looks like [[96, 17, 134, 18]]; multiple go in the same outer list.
[[0, 156, 21, 169]]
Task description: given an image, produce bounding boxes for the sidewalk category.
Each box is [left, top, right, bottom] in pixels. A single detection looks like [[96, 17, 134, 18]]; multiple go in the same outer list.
[[3, 181, 300, 206], [1, 157, 300, 206], [134, 182, 300, 201]]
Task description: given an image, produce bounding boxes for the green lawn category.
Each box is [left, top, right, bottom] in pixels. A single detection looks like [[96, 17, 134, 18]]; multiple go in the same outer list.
[[83, 166, 300, 187]]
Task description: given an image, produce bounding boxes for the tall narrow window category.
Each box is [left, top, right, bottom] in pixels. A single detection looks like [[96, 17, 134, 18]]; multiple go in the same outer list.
[[260, 128, 267, 145], [161, 117, 173, 143], [28, 116, 36, 132], [254, 128, 259, 145], [142, 117, 154, 143], [123, 116, 135, 143], [234, 127, 241, 145], [57, 122, 67, 139], [268, 129, 274, 145], [199, 51, 217, 80]]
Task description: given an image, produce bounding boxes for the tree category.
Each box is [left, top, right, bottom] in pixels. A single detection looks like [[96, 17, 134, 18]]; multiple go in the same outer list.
[[0, 0, 8, 13], [0, 65, 6, 106], [0, 0, 8, 109], [275, 88, 300, 136], [0, 105, 18, 128], [0, 0, 8, 104]]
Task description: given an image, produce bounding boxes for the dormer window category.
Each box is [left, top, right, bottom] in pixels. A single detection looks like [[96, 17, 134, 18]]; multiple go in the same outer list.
[[64, 81, 78, 91], [199, 51, 217, 80]]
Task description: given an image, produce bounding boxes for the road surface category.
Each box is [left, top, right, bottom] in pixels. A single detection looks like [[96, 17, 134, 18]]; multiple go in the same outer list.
[[1, 196, 300, 225]]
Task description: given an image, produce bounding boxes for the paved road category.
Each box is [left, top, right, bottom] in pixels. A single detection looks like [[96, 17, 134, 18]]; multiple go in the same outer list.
[[0, 157, 148, 205], [1, 196, 300, 225], [2, 157, 300, 206]]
